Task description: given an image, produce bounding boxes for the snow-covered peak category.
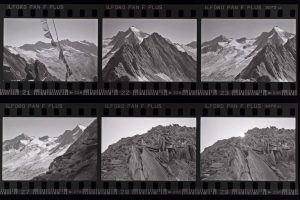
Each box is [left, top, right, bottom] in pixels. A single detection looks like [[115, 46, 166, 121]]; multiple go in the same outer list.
[[269, 26, 294, 44], [77, 125, 86, 131], [129, 26, 141, 33], [272, 26, 285, 33], [124, 26, 149, 44]]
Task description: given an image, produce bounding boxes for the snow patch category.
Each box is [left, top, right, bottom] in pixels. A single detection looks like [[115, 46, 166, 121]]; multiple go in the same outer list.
[[7, 47, 19, 55], [175, 44, 186, 52], [129, 26, 141, 33], [78, 125, 86, 131], [20, 140, 30, 145]]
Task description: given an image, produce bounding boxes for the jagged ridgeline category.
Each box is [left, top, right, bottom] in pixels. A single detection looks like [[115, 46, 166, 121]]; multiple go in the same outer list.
[[201, 19, 296, 82], [101, 124, 196, 181], [102, 19, 197, 82], [2, 119, 97, 181], [3, 19, 98, 82], [200, 127, 295, 181]]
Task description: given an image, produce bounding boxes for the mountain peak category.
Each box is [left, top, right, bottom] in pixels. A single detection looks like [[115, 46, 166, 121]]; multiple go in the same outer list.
[[215, 35, 230, 41], [272, 26, 284, 33], [76, 125, 86, 131], [268, 26, 294, 45], [128, 26, 141, 33], [16, 133, 31, 140], [203, 35, 230, 45]]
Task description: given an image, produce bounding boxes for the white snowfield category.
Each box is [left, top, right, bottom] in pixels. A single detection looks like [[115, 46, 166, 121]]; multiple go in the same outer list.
[[201, 26, 295, 81], [6, 40, 98, 82], [2, 125, 86, 180]]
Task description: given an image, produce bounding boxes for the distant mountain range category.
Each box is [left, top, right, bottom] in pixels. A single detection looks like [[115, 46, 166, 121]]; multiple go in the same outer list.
[[201, 127, 295, 181], [201, 26, 296, 82], [4, 40, 98, 82], [3, 119, 97, 181], [102, 124, 196, 181], [102, 26, 197, 82]]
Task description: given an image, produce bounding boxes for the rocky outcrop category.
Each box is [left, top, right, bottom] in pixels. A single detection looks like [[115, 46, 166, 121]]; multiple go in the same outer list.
[[24, 60, 59, 81], [34, 119, 97, 181], [101, 124, 196, 181], [3, 47, 28, 81], [103, 32, 196, 82], [3, 46, 59, 81], [3, 133, 31, 152], [200, 127, 295, 181], [201, 35, 231, 54]]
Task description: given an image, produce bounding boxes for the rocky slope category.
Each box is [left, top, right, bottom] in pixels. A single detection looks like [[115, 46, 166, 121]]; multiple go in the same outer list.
[[102, 27, 196, 82], [4, 40, 98, 82], [200, 127, 295, 181], [101, 124, 196, 181], [235, 37, 296, 82], [34, 119, 97, 181], [201, 26, 296, 82], [3, 124, 86, 180]]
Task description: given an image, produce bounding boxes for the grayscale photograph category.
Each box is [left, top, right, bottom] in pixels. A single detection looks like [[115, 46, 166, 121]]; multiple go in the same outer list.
[[102, 19, 197, 82], [101, 117, 196, 181], [2, 117, 97, 181], [201, 19, 296, 82], [4, 19, 98, 82], [200, 117, 296, 181]]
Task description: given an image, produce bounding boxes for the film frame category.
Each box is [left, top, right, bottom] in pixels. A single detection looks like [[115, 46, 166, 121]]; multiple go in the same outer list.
[[0, 4, 297, 96], [0, 103, 297, 195]]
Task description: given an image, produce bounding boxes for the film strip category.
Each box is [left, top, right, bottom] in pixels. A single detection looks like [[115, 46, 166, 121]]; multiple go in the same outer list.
[[0, 4, 297, 96], [0, 103, 297, 195]]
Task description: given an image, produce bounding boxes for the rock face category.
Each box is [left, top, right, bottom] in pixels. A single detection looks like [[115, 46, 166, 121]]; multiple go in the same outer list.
[[200, 127, 295, 181], [34, 119, 97, 181], [102, 27, 197, 82], [2, 124, 86, 180], [235, 37, 296, 82], [3, 40, 98, 82], [201, 26, 296, 82], [101, 124, 196, 181]]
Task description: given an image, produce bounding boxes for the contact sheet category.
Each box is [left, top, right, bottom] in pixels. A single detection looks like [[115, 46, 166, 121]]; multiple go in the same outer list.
[[0, 103, 297, 195], [0, 4, 297, 96], [0, 1, 299, 198]]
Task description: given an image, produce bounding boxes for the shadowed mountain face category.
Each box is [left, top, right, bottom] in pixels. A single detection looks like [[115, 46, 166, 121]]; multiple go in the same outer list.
[[101, 124, 196, 181], [200, 127, 295, 181], [34, 119, 97, 181], [102, 27, 197, 82], [4, 40, 98, 82], [3, 124, 86, 180], [201, 26, 296, 82]]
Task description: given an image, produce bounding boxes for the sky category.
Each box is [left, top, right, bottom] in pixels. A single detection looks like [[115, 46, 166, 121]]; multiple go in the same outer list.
[[4, 18, 98, 47], [103, 18, 197, 44], [3, 117, 96, 140], [200, 117, 295, 152], [201, 19, 296, 42], [101, 117, 196, 152]]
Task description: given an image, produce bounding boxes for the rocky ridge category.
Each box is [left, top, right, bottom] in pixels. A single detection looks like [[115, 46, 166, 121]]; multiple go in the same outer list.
[[101, 124, 196, 181], [102, 27, 197, 82], [34, 119, 97, 181], [4, 40, 98, 82], [3, 124, 86, 180], [201, 26, 296, 82], [200, 127, 295, 181]]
